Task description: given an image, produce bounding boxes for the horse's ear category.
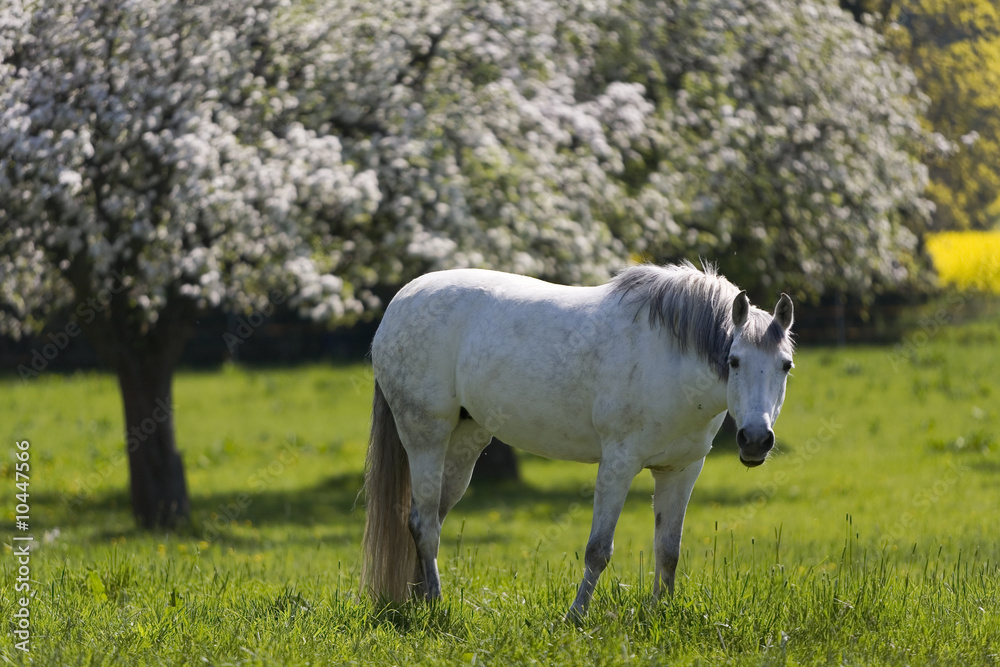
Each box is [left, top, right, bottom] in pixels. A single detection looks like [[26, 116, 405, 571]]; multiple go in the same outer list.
[[732, 290, 750, 328], [774, 293, 794, 331]]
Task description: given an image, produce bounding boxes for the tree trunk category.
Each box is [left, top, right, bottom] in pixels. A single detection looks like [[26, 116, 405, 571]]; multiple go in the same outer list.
[[114, 346, 190, 528], [77, 282, 194, 529], [470, 438, 520, 484], [65, 256, 196, 529]]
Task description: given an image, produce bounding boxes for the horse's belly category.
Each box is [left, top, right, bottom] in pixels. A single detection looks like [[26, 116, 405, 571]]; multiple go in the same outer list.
[[492, 418, 603, 464], [461, 392, 603, 464]]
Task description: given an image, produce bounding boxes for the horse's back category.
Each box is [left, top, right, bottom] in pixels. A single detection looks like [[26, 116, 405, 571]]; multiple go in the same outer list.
[[372, 269, 614, 459], [375, 269, 607, 347]]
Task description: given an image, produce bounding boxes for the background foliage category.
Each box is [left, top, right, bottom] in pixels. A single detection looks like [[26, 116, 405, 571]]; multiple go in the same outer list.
[[1, 0, 940, 341], [888, 0, 1000, 231], [843, 0, 1000, 232]]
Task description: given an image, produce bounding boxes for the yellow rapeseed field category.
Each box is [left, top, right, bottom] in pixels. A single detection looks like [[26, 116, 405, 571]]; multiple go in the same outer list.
[[926, 230, 1000, 294]]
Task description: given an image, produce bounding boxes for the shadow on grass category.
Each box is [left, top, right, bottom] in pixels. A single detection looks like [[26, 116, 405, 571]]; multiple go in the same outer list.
[[36, 417, 788, 546], [33, 471, 647, 547], [971, 459, 1000, 474]]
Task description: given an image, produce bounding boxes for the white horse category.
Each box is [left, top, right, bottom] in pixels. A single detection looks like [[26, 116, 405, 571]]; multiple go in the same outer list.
[[361, 262, 794, 619]]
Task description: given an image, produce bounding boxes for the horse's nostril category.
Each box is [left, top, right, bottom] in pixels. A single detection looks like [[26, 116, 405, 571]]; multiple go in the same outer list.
[[738, 427, 774, 453], [763, 430, 775, 452]]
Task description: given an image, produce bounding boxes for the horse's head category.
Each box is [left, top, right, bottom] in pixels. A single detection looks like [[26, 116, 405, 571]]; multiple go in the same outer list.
[[726, 291, 795, 468]]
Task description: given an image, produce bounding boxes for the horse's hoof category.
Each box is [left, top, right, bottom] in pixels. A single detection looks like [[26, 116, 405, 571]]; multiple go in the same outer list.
[[564, 606, 587, 626]]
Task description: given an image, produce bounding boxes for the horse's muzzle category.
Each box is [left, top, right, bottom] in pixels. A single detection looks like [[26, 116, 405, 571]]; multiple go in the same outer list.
[[737, 426, 774, 467]]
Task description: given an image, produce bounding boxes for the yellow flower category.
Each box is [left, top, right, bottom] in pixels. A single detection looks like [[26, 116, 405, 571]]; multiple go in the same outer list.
[[926, 231, 1000, 294]]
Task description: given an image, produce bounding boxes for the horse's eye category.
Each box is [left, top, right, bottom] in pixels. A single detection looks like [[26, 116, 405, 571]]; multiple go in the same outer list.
[[729, 357, 740, 369], [782, 360, 793, 373]]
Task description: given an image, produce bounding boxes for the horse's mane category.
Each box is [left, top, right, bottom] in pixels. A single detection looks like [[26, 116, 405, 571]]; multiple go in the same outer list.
[[610, 261, 789, 379]]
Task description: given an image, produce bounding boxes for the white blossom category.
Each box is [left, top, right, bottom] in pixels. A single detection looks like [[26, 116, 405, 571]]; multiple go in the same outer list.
[[0, 0, 933, 341]]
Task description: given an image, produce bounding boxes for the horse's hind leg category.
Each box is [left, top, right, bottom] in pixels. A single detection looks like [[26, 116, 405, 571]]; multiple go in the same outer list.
[[406, 417, 492, 599], [398, 416, 454, 600], [439, 419, 492, 521]]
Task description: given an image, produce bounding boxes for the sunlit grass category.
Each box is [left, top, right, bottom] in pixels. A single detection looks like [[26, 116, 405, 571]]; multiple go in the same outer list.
[[1, 306, 999, 664]]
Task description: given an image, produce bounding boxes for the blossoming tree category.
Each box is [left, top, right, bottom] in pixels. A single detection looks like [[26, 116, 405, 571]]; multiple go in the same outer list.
[[1, 0, 933, 528], [0, 0, 652, 527], [0, 0, 389, 527], [585, 0, 936, 298]]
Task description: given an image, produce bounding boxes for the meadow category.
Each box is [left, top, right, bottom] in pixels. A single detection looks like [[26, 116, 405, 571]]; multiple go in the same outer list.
[[1, 303, 999, 665]]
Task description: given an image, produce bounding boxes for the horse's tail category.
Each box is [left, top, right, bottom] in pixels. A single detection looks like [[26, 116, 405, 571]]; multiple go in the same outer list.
[[361, 380, 416, 604]]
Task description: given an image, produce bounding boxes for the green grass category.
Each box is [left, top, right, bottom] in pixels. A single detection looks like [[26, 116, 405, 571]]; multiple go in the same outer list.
[[2, 309, 1000, 665]]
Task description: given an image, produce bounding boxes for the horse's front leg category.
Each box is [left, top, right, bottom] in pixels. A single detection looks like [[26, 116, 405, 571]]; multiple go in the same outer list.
[[650, 457, 704, 597], [566, 454, 640, 622]]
